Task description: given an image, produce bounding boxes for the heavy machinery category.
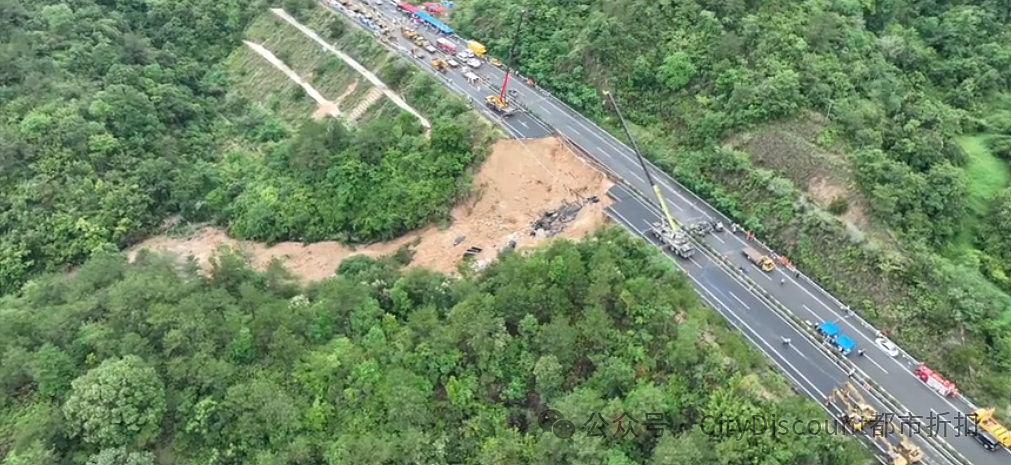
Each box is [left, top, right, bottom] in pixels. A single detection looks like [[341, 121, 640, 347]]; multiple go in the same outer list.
[[969, 408, 1011, 447], [742, 246, 775, 272], [827, 383, 923, 465], [401, 26, 418, 39], [650, 222, 695, 258], [875, 415, 923, 465], [874, 431, 923, 465], [484, 95, 516, 117], [826, 382, 881, 433], [431, 58, 448, 73]]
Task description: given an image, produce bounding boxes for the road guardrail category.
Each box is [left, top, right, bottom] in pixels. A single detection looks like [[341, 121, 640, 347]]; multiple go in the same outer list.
[[316, 5, 978, 460], [561, 130, 971, 465]]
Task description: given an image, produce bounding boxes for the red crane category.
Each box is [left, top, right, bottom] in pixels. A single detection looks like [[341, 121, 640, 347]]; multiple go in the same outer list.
[[498, 9, 527, 104]]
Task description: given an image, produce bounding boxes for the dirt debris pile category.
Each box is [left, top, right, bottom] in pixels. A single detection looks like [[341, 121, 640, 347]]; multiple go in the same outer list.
[[531, 197, 601, 238], [130, 137, 614, 281]]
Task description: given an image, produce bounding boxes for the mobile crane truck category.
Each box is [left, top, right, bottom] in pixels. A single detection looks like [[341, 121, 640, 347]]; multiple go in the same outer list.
[[969, 408, 1011, 448], [650, 222, 695, 259]]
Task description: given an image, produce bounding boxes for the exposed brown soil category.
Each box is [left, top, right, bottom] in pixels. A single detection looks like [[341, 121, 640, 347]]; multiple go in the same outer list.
[[723, 112, 874, 232], [311, 79, 358, 120], [129, 137, 613, 282]]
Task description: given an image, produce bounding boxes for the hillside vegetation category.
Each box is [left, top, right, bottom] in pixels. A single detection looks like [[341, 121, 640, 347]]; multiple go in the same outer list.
[[451, 0, 1011, 405], [0, 0, 488, 293], [0, 228, 870, 465]]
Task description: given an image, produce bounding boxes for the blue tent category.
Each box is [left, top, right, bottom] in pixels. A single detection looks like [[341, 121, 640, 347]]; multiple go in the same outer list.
[[816, 321, 840, 337], [414, 11, 453, 34], [835, 334, 856, 354]]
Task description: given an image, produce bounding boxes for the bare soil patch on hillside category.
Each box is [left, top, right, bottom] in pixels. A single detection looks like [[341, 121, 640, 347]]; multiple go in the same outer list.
[[130, 137, 613, 281], [723, 113, 873, 230]]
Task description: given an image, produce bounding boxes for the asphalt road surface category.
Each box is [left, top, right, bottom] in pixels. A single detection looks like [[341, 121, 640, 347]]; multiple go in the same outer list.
[[360, 0, 553, 138], [603, 184, 947, 460], [605, 184, 1003, 465], [325, 2, 1008, 463]]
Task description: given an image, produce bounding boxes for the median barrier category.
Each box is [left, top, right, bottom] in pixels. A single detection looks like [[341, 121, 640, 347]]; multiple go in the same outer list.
[[522, 65, 947, 385], [320, 0, 978, 430], [565, 133, 970, 465]]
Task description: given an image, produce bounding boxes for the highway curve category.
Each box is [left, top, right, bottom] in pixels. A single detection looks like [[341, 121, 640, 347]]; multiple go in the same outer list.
[[322, 2, 1010, 464]]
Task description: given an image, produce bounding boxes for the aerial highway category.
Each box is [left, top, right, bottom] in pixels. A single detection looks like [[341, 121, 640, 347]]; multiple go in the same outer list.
[[323, 2, 1007, 464], [605, 184, 998, 465], [604, 183, 952, 463]]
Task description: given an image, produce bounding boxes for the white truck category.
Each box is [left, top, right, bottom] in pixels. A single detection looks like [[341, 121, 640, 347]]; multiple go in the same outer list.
[[650, 222, 694, 258]]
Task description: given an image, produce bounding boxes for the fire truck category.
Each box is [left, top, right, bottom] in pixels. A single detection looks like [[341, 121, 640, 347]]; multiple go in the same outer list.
[[913, 364, 957, 397]]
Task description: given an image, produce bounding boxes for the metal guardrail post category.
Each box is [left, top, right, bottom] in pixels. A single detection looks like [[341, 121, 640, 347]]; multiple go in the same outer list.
[[564, 133, 970, 465], [316, 0, 981, 445]]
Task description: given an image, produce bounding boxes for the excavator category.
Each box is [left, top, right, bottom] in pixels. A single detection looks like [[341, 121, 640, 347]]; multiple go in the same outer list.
[[484, 95, 516, 117], [827, 383, 922, 465], [431, 58, 448, 73], [876, 431, 924, 465], [872, 415, 923, 465], [826, 382, 880, 433]]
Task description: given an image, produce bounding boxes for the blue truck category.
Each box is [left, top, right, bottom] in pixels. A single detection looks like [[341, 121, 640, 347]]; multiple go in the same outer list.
[[816, 321, 856, 356]]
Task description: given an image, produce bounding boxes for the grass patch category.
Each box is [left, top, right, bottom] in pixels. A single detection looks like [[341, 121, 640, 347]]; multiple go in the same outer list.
[[361, 98, 405, 123], [245, 13, 363, 103], [224, 45, 316, 122], [948, 134, 1009, 255], [340, 80, 375, 111], [960, 134, 1009, 213]]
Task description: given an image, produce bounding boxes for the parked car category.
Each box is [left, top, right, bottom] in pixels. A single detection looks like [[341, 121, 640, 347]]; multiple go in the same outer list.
[[875, 337, 899, 357]]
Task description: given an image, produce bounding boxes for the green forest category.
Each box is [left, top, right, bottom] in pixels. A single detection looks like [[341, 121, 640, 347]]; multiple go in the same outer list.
[[451, 0, 1011, 405], [0, 0, 486, 294], [0, 229, 870, 465]]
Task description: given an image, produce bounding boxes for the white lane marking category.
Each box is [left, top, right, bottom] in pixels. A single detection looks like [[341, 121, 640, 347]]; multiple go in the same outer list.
[[396, 5, 976, 434], [627, 170, 647, 184], [863, 355, 890, 375], [697, 280, 825, 395], [390, 17, 977, 460], [615, 199, 920, 400], [728, 291, 750, 310], [612, 205, 840, 387], [695, 293, 821, 396]]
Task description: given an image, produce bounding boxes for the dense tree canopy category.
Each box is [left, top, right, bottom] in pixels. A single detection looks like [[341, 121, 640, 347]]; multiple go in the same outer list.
[[451, 0, 1011, 404], [0, 0, 487, 294], [206, 116, 479, 244], [0, 0, 262, 292], [0, 228, 870, 464]]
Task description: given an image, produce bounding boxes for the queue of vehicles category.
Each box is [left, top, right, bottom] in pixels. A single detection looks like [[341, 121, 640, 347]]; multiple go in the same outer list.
[[400, 21, 486, 74], [337, 0, 1011, 457]]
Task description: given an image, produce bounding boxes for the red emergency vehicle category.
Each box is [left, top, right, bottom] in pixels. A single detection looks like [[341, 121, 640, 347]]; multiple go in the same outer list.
[[436, 38, 457, 53], [914, 364, 957, 397]]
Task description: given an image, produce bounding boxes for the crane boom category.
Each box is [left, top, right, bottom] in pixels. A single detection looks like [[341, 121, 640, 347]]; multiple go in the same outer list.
[[499, 9, 527, 103], [604, 91, 680, 234]]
